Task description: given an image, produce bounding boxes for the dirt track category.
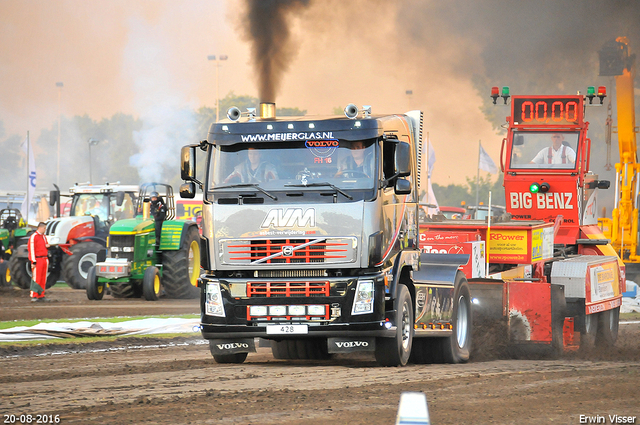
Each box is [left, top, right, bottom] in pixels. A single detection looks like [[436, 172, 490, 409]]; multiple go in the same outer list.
[[1, 287, 639, 424]]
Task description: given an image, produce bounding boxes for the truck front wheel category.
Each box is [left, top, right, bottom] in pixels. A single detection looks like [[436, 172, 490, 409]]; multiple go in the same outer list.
[[375, 284, 413, 367]]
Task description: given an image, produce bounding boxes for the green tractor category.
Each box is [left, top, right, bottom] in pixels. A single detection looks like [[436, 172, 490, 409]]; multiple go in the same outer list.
[[0, 209, 29, 287], [86, 183, 201, 301]]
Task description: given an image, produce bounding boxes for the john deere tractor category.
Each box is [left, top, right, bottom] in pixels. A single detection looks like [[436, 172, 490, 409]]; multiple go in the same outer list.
[[87, 183, 201, 300], [0, 208, 29, 287]]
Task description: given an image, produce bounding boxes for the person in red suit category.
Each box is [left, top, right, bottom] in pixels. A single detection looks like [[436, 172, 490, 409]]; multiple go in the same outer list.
[[28, 222, 49, 302]]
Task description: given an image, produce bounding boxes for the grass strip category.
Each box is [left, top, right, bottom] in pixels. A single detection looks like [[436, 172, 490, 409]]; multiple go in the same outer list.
[[0, 314, 199, 330]]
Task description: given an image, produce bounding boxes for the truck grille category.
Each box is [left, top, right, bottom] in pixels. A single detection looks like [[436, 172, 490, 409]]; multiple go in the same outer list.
[[109, 235, 135, 261], [247, 281, 330, 298], [221, 238, 356, 265]]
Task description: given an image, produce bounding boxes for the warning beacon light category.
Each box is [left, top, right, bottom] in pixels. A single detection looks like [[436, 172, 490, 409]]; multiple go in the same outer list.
[[597, 86, 607, 104], [490, 86, 500, 104], [501, 86, 510, 104]]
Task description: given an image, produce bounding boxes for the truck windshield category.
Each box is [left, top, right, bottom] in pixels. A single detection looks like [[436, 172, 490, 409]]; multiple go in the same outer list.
[[207, 140, 376, 197], [509, 131, 579, 170]]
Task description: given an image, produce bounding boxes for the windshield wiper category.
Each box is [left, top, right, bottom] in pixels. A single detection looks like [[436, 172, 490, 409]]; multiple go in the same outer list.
[[213, 183, 278, 200], [284, 182, 353, 200]]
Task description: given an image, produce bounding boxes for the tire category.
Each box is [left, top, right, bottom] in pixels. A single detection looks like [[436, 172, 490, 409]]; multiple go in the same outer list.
[[8, 255, 30, 289], [7, 255, 58, 290], [212, 353, 248, 364], [142, 267, 162, 301], [0, 261, 9, 287], [62, 241, 103, 289], [579, 313, 598, 351], [441, 272, 472, 363], [109, 281, 141, 298], [596, 307, 619, 347], [45, 270, 60, 289], [375, 284, 413, 367], [86, 266, 105, 300], [162, 226, 200, 299]]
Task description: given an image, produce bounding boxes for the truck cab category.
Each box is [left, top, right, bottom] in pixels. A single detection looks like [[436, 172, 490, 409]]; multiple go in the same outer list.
[[181, 104, 472, 366]]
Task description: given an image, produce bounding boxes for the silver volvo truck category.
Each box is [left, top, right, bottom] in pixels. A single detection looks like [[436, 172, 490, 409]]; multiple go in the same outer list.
[[180, 103, 472, 366]]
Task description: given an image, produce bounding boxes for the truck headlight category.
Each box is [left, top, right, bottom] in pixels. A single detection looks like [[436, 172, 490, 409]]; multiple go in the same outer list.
[[205, 282, 225, 317], [352, 280, 374, 315]]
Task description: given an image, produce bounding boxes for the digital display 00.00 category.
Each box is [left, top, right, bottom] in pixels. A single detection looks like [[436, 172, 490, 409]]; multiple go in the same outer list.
[[512, 98, 582, 125]]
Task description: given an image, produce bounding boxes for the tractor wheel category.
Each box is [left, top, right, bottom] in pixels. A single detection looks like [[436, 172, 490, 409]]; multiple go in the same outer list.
[[109, 282, 141, 298], [440, 272, 472, 364], [86, 266, 105, 300], [8, 255, 31, 289], [142, 266, 162, 301], [62, 242, 103, 290], [375, 284, 414, 367], [596, 307, 620, 348], [7, 255, 58, 290], [162, 226, 200, 299], [0, 261, 9, 287]]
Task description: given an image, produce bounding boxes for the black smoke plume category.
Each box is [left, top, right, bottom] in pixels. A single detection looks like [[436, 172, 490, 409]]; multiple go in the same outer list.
[[241, 0, 311, 103]]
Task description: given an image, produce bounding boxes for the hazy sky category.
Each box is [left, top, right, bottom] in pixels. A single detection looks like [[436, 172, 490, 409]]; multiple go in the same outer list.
[[1, 0, 637, 186]]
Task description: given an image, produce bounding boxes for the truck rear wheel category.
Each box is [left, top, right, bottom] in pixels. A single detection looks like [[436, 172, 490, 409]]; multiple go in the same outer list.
[[441, 272, 472, 363], [596, 307, 619, 347], [162, 226, 200, 299], [142, 267, 162, 301], [86, 266, 105, 300], [375, 284, 413, 367], [62, 242, 103, 289], [579, 313, 598, 350]]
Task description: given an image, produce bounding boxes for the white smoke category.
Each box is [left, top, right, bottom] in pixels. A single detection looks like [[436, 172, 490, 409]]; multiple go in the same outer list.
[[123, 16, 197, 184]]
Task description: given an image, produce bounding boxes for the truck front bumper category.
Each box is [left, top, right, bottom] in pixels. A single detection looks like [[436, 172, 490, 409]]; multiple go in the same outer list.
[[198, 272, 396, 340]]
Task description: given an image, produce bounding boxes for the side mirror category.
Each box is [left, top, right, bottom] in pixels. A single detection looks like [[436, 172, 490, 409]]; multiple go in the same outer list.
[[513, 135, 524, 146], [394, 178, 412, 195], [180, 182, 196, 199], [115, 191, 125, 207], [395, 142, 411, 177], [181, 146, 196, 181]]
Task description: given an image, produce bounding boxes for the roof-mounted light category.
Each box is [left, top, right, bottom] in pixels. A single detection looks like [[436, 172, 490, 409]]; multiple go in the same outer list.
[[490, 86, 500, 104], [501, 86, 510, 104], [597, 86, 607, 104]]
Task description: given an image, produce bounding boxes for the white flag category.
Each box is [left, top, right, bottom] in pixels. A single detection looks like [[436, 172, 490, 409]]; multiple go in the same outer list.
[[421, 140, 439, 215], [478, 143, 498, 174], [424, 140, 436, 177], [20, 135, 37, 222]]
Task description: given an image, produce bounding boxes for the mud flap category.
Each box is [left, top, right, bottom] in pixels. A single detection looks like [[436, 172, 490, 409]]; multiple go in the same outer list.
[[327, 337, 375, 354], [208, 338, 256, 355], [413, 253, 470, 286]]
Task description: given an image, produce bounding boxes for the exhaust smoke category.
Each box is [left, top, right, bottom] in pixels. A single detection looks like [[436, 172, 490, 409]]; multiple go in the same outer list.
[[240, 0, 312, 104]]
